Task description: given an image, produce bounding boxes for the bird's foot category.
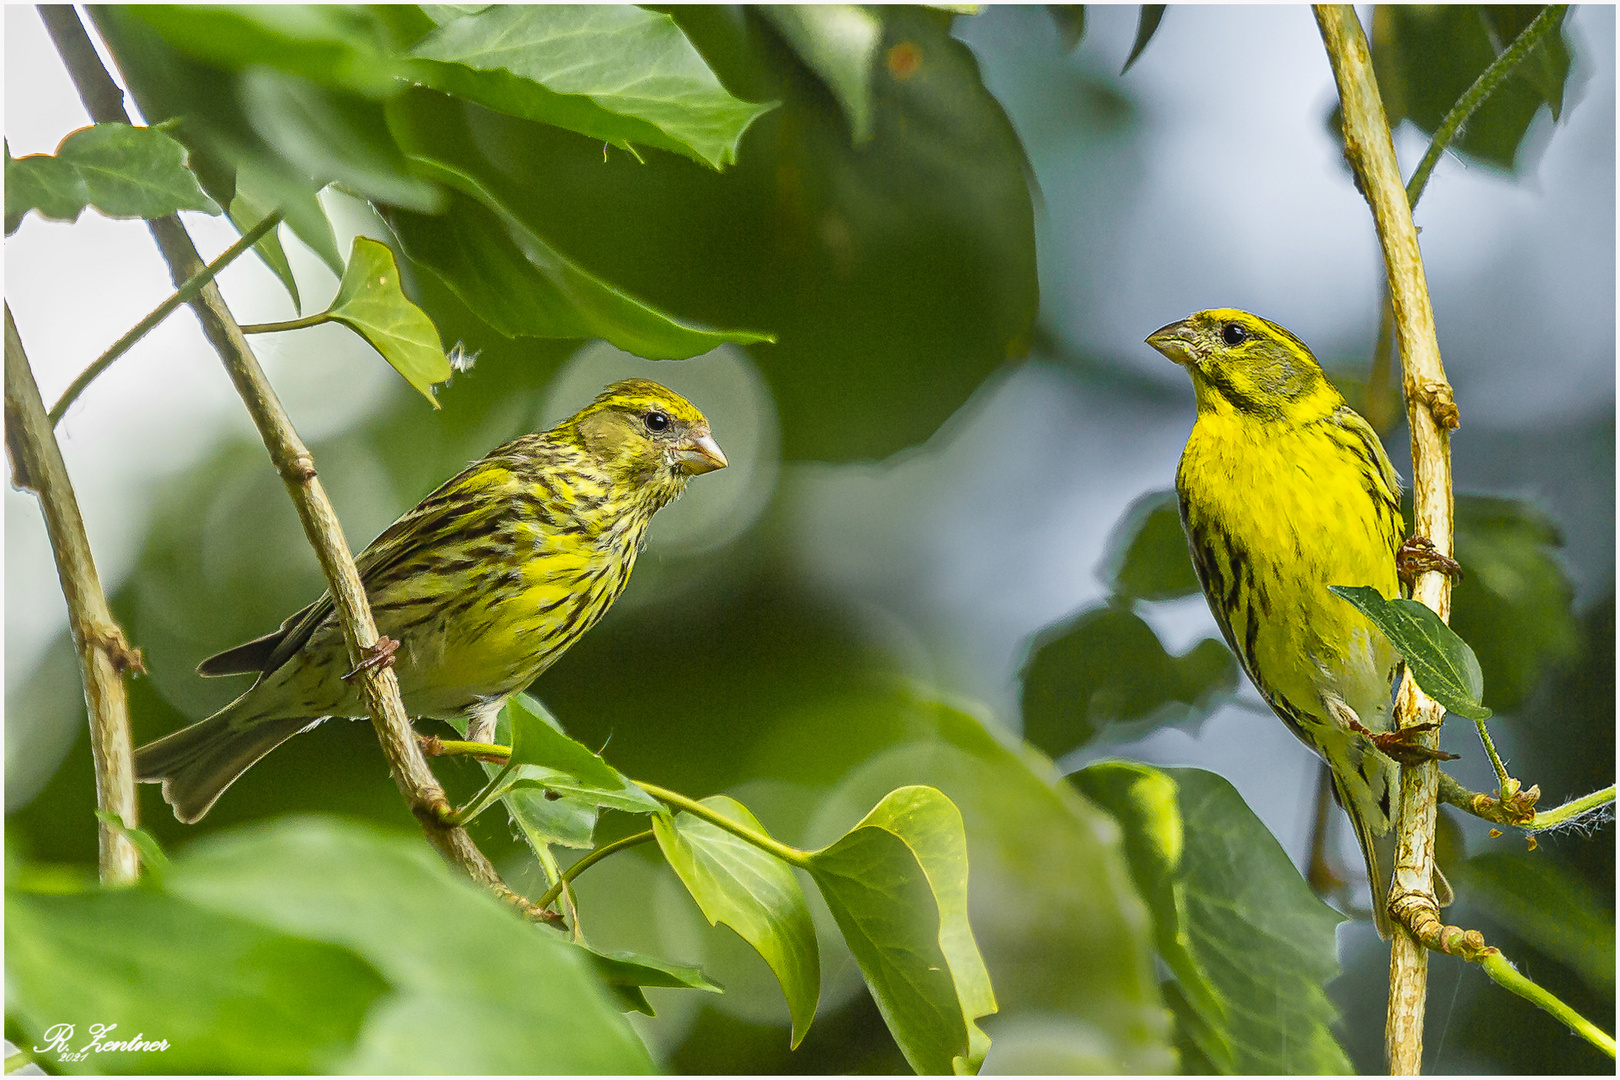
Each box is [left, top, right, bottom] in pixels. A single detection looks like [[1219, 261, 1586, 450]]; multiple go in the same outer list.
[[1397, 536, 1463, 591], [342, 636, 400, 683], [1350, 719, 1460, 765]]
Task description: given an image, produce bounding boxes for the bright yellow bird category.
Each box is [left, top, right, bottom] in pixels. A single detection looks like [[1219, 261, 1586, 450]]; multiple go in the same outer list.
[[137, 379, 727, 823], [1150, 309, 1452, 937]]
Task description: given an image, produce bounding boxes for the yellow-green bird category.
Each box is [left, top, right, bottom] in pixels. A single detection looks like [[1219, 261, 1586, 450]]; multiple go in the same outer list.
[[137, 379, 726, 823], [1149, 309, 1451, 938]]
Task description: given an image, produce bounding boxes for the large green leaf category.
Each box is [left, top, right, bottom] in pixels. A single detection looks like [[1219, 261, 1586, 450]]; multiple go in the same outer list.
[[1098, 488, 1201, 602], [6, 886, 389, 1074], [1330, 585, 1492, 720], [1455, 852, 1614, 995], [5, 123, 218, 234], [500, 692, 663, 814], [1450, 494, 1580, 712], [805, 785, 996, 1075], [409, 5, 775, 169], [1074, 763, 1353, 1074], [757, 7, 882, 143], [163, 815, 655, 1073], [325, 237, 452, 407], [1020, 604, 1236, 759], [653, 796, 820, 1046]]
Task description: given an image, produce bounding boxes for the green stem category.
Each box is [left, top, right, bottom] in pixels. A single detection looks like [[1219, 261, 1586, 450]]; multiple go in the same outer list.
[[238, 312, 333, 335], [47, 211, 283, 425], [536, 830, 655, 910], [1472, 716, 1514, 802], [445, 760, 517, 827], [1404, 5, 1569, 209], [1525, 784, 1616, 833], [429, 738, 510, 758], [634, 781, 812, 868], [1478, 949, 1615, 1057]]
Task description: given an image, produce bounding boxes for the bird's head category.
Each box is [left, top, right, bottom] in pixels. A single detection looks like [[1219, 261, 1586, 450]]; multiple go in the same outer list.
[[1146, 308, 1340, 422], [564, 379, 727, 497]]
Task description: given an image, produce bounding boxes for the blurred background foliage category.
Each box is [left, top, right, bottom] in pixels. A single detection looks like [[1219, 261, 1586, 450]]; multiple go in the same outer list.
[[5, 3, 1613, 1075]]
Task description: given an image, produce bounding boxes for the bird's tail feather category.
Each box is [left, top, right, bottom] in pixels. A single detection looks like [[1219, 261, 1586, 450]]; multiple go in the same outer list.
[[135, 709, 315, 824], [1336, 773, 1397, 939]]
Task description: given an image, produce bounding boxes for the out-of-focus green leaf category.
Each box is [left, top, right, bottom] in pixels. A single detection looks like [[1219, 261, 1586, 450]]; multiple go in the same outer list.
[[578, 944, 724, 1015], [228, 190, 300, 310], [6, 883, 390, 1074], [1121, 5, 1167, 74], [1100, 488, 1200, 602], [1074, 763, 1353, 1074], [165, 815, 655, 1073], [128, 5, 406, 98], [1451, 494, 1580, 712], [1330, 586, 1491, 721], [5, 123, 218, 234], [409, 5, 775, 169], [1020, 604, 1236, 759], [758, 7, 882, 143], [1366, 4, 1573, 171], [502, 693, 662, 813], [1046, 6, 1087, 51], [1456, 852, 1614, 994], [324, 237, 451, 407], [241, 70, 442, 212], [805, 785, 995, 1075], [653, 796, 820, 1046]]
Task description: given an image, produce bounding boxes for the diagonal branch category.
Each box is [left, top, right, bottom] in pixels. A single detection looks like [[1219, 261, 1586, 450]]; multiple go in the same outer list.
[[38, 5, 542, 919], [1313, 6, 1461, 1074], [5, 304, 143, 884]]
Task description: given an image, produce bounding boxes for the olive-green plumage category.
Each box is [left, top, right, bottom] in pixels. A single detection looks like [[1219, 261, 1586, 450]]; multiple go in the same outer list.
[[1150, 309, 1406, 937], [136, 379, 726, 823]]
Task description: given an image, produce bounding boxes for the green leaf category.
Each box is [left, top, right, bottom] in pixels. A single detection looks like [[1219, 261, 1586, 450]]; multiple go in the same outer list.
[[1046, 5, 1087, 51], [128, 5, 406, 98], [325, 237, 451, 407], [653, 796, 820, 1047], [1100, 488, 1200, 602], [407, 5, 775, 170], [1450, 494, 1580, 712], [234, 154, 344, 276], [577, 945, 724, 1015], [1074, 763, 1353, 1074], [1329, 585, 1492, 720], [228, 190, 301, 311], [1455, 852, 1614, 994], [1482, 6, 1572, 120], [6, 886, 390, 1073], [240, 70, 443, 212], [502, 693, 662, 813], [758, 6, 882, 143], [805, 785, 997, 1075], [164, 815, 655, 1073], [384, 178, 773, 358], [92, 809, 170, 877], [1121, 5, 1167, 74], [5, 123, 217, 233], [1020, 604, 1236, 760]]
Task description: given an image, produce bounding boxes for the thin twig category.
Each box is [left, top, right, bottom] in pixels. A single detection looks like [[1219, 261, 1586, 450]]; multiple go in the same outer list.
[[1315, 7, 1461, 1074], [48, 211, 282, 425], [5, 304, 142, 884], [536, 830, 656, 910], [40, 5, 533, 916], [1439, 773, 1613, 833], [1470, 716, 1515, 802], [239, 313, 333, 335], [1405, 5, 1570, 209]]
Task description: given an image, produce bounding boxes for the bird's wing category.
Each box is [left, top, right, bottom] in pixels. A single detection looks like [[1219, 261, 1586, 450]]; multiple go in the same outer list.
[[1329, 405, 1405, 552]]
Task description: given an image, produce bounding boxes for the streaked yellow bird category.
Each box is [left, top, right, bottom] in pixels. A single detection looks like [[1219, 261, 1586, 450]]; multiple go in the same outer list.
[[137, 379, 727, 823], [1149, 309, 1453, 937]]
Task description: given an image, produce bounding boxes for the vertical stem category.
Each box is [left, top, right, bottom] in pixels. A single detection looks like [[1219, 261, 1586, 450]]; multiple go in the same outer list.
[[1314, 6, 1461, 1074], [5, 305, 142, 883]]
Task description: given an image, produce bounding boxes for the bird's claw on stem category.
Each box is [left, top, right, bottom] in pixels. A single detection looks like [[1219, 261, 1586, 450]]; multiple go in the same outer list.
[[1369, 723, 1460, 766], [342, 635, 399, 682], [1397, 535, 1463, 591]]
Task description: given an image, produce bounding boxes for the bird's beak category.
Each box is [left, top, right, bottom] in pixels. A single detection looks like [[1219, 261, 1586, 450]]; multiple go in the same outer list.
[[675, 431, 728, 474], [1146, 318, 1200, 366]]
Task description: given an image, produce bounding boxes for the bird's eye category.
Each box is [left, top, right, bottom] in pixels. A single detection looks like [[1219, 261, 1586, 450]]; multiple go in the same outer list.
[[643, 410, 670, 433], [1221, 322, 1248, 346]]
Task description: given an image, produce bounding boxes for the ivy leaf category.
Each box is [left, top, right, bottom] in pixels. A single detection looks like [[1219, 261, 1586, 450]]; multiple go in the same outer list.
[[805, 785, 996, 1075], [652, 796, 820, 1046], [1073, 763, 1352, 1074], [1099, 488, 1200, 602], [408, 6, 775, 169], [325, 237, 451, 407], [1021, 605, 1236, 760], [576, 945, 724, 1016], [5, 123, 218, 234], [228, 190, 301, 312], [1329, 585, 1492, 720], [757, 6, 882, 144], [501, 693, 662, 814], [1121, 5, 1167, 74]]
